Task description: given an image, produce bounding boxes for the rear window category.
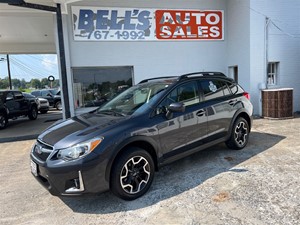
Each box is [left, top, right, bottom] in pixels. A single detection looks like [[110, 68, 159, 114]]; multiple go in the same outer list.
[[201, 79, 231, 101]]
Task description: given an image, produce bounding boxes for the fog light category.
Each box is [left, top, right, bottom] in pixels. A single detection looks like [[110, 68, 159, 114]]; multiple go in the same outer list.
[[65, 171, 85, 193]]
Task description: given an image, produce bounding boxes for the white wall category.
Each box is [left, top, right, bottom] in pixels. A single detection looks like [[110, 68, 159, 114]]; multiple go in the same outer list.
[[66, 0, 227, 84], [250, 0, 300, 114], [226, 0, 251, 93]]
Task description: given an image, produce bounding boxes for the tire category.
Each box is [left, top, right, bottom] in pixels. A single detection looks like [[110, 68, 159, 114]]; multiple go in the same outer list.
[[226, 117, 249, 150], [40, 110, 48, 114], [0, 113, 8, 129], [55, 101, 62, 110], [110, 147, 155, 200], [28, 106, 38, 120]]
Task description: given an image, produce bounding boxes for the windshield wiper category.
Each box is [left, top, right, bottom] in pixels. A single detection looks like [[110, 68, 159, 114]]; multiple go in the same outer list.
[[97, 109, 126, 117]]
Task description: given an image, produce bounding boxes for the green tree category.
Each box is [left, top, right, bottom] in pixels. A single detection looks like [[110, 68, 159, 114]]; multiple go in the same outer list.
[[20, 79, 26, 89], [0, 77, 9, 89], [11, 78, 21, 89], [31, 79, 41, 89], [41, 78, 49, 88]]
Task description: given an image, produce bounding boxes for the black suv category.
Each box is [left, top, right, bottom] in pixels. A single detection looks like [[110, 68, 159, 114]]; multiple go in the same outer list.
[[0, 90, 38, 129], [30, 72, 253, 200], [31, 89, 61, 110]]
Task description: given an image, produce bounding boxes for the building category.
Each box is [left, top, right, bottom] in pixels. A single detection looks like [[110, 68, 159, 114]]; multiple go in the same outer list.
[[0, 0, 299, 118]]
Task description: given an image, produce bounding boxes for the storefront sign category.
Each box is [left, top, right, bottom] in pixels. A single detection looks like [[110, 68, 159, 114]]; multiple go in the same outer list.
[[72, 6, 223, 41]]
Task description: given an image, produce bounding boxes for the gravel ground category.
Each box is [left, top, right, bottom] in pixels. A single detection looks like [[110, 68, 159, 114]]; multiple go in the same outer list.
[[0, 117, 299, 225]]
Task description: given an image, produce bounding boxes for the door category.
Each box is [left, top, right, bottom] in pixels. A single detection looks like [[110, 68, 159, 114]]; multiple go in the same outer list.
[[199, 79, 238, 140], [5, 91, 16, 116], [13, 91, 28, 115], [155, 81, 207, 160]]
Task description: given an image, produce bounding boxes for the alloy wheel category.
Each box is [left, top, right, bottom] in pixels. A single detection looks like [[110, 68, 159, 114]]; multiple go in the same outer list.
[[234, 121, 248, 146], [120, 156, 151, 194]]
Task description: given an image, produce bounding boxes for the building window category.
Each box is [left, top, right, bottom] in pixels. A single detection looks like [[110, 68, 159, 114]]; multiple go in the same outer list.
[[72, 66, 133, 109], [267, 62, 279, 85]]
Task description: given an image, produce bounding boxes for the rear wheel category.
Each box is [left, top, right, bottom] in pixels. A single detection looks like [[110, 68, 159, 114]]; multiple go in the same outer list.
[[28, 106, 38, 120], [0, 113, 8, 129], [110, 147, 155, 200], [226, 117, 249, 150]]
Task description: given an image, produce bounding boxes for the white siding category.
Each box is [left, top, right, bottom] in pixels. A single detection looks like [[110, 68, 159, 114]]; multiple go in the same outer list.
[[250, 0, 300, 114], [226, 0, 251, 93], [66, 0, 227, 84]]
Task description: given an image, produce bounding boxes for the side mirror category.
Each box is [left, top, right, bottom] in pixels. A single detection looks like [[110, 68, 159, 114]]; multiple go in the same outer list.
[[6, 96, 13, 101], [166, 102, 185, 119]]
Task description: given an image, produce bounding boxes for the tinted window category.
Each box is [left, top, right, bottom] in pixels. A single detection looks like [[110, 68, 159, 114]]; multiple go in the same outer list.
[[218, 80, 231, 96], [160, 81, 200, 107], [14, 92, 23, 100], [6, 92, 14, 100], [200, 80, 225, 101], [41, 91, 50, 97], [31, 91, 40, 97]]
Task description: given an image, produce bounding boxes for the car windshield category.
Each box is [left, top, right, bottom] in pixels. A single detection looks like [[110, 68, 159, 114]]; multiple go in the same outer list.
[[49, 89, 59, 95], [97, 82, 170, 116]]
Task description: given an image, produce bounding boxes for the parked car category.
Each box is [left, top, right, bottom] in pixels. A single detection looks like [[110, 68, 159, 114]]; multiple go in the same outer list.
[[31, 89, 61, 110], [23, 93, 49, 114], [30, 72, 253, 200], [0, 90, 38, 129]]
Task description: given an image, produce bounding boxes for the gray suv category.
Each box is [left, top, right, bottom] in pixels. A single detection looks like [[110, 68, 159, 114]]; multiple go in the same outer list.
[[30, 72, 253, 200]]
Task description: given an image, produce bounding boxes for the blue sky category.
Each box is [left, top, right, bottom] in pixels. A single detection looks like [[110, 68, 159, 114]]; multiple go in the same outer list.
[[0, 54, 59, 82]]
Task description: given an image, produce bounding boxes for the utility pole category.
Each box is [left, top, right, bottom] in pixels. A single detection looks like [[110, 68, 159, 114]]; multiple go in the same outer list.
[[7, 54, 12, 90]]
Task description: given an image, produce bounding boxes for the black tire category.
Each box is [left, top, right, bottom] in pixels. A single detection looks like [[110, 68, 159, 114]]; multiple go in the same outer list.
[[110, 147, 155, 201], [40, 110, 48, 114], [226, 117, 249, 150], [55, 101, 62, 110], [0, 113, 8, 129], [28, 106, 38, 120]]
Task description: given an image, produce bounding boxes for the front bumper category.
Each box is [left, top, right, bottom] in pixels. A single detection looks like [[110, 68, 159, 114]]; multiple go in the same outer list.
[[30, 145, 109, 196]]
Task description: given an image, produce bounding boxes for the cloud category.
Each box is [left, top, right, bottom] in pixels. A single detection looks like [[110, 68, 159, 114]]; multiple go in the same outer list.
[[42, 55, 58, 71]]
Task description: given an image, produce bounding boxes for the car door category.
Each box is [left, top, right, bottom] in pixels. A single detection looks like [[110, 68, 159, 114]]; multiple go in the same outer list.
[[199, 79, 238, 140], [5, 91, 16, 116], [13, 91, 28, 115], [155, 81, 207, 160]]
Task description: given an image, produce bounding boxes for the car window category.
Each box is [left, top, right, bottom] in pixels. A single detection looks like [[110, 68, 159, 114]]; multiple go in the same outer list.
[[14, 92, 24, 100], [41, 91, 50, 97], [31, 91, 40, 97], [200, 79, 227, 101], [159, 81, 200, 108], [6, 92, 14, 101]]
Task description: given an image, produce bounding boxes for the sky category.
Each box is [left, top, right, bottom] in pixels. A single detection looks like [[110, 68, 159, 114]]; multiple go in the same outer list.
[[0, 54, 59, 82]]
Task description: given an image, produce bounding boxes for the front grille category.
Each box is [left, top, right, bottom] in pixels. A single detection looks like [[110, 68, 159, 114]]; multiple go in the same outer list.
[[40, 100, 48, 104], [32, 140, 53, 162]]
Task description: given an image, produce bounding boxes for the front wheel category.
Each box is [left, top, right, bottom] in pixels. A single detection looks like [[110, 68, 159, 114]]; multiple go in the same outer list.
[[0, 113, 8, 129], [226, 117, 249, 150], [110, 147, 155, 200], [55, 101, 62, 110], [28, 106, 38, 120]]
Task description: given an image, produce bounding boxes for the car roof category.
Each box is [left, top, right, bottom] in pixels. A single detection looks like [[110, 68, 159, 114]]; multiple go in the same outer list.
[[138, 72, 230, 84]]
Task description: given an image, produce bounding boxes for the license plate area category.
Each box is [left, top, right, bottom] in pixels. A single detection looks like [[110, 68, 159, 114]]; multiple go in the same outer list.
[[31, 160, 38, 176]]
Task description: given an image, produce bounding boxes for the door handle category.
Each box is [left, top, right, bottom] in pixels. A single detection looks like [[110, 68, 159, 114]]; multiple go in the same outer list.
[[196, 109, 206, 117], [228, 100, 237, 106]]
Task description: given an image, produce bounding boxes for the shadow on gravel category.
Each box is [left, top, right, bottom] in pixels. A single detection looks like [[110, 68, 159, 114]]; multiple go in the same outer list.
[[60, 131, 285, 214]]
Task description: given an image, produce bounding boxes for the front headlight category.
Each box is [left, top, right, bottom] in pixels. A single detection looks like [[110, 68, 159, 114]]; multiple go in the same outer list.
[[57, 137, 103, 161]]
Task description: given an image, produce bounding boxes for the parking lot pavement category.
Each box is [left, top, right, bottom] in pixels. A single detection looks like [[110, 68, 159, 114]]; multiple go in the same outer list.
[[0, 109, 62, 143], [0, 117, 300, 225]]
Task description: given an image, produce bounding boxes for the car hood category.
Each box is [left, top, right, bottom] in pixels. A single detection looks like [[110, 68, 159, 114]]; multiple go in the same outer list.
[[38, 112, 127, 149]]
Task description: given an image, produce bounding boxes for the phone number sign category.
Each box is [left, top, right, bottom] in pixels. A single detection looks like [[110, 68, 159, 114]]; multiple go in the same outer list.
[[72, 6, 223, 41]]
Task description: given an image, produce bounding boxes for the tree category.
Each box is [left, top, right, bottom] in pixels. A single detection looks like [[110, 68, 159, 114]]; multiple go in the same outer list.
[[0, 77, 9, 89], [11, 79, 21, 89], [31, 79, 41, 89], [20, 79, 26, 89], [41, 78, 49, 88]]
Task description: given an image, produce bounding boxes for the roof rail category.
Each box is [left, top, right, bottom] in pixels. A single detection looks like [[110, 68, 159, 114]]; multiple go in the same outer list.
[[179, 72, 226, 80], [138, 76, 178, 84]]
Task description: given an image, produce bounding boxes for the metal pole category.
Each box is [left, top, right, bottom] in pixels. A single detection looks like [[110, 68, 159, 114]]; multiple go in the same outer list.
[[6, 54, 12, 90], [56, 3, 70, 118]]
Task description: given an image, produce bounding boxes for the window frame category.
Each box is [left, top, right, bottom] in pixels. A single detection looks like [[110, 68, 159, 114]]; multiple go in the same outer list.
[[267, 62, 279, 86]]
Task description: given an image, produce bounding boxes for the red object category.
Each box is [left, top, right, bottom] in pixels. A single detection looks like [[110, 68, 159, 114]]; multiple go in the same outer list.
[[243, 92, 250, 100], [155, 10, 223, 40]]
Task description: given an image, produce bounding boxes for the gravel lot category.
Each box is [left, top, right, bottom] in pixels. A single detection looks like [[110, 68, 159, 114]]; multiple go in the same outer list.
[[0, 117, 299, 225]]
